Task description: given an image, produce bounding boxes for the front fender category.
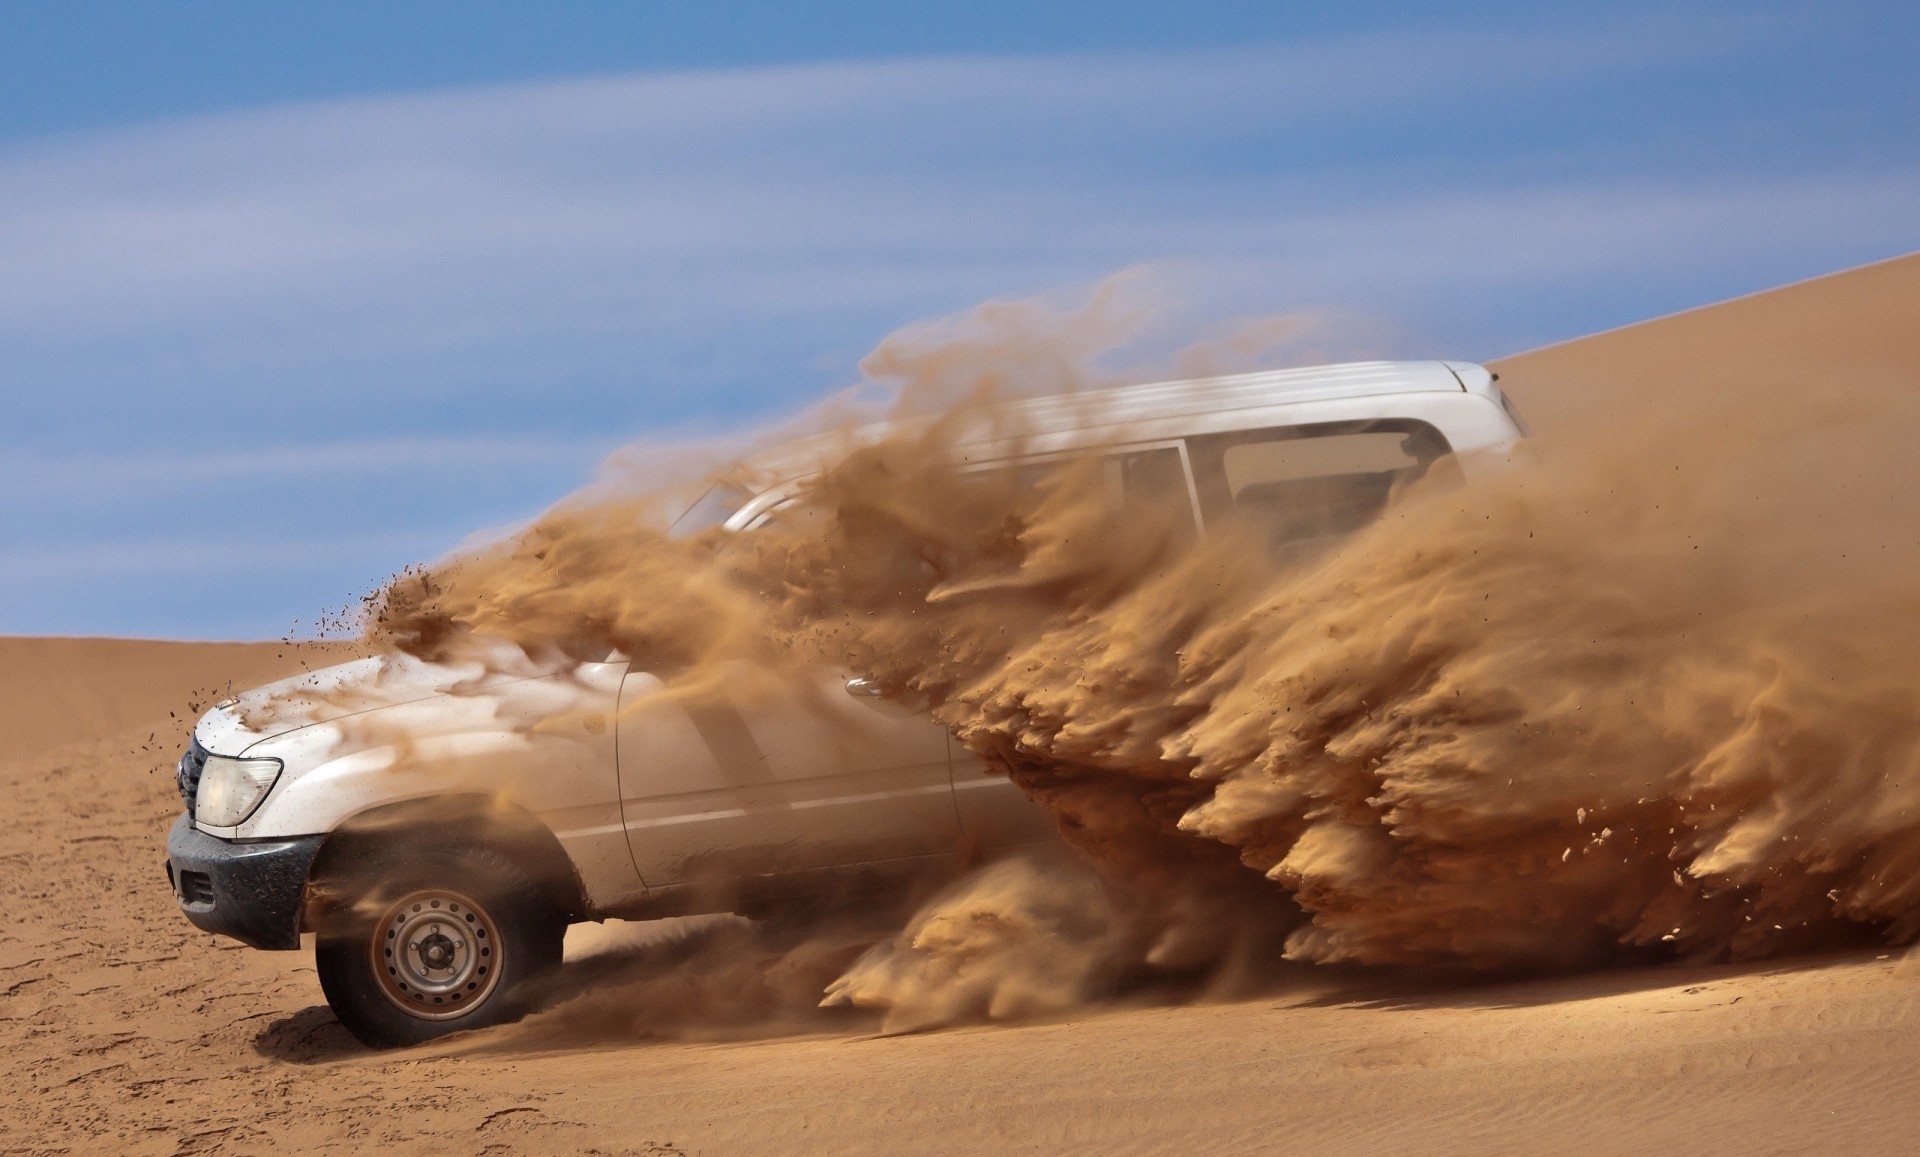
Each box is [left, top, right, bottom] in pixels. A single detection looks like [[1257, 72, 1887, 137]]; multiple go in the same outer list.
[[200, 672, 642, 910], [240, 728, 599, 836]]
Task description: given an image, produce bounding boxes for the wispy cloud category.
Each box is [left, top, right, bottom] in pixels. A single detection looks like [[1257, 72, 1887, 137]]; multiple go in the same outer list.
[[0, 434, 614, 496], [3, 17, 1904, 346], [0, 532, 436, 580]]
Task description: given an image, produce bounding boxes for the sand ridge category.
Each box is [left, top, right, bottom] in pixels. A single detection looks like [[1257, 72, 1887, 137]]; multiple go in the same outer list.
[[1491, 251, 1920, 437]]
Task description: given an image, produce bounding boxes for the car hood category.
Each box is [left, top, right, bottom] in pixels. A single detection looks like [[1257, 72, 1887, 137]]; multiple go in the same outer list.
[[191, 645, 566, 756]]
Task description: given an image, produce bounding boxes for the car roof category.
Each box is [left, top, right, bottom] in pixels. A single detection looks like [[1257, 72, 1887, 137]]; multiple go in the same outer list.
[[744, 360, 1473, 483]]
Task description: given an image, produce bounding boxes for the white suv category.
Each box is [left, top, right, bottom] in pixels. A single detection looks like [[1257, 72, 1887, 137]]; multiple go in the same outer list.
[[164, 360, 1526, 1046]]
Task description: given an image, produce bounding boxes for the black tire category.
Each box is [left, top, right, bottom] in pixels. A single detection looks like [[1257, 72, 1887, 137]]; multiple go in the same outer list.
[[314, 843, 565, 1049]]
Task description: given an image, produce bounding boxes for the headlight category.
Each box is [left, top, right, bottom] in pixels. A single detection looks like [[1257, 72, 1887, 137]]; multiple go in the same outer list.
[[194, 755, 283, 827]]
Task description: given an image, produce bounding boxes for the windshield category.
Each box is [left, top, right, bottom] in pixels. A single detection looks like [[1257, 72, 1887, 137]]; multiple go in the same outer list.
[[667, 482, 752, 538]]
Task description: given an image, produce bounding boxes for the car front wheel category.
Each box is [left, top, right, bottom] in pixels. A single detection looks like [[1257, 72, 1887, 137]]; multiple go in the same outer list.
[[314, 844, 564, 1049]]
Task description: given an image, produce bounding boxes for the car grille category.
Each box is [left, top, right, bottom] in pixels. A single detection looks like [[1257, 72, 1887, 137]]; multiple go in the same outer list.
[[177, 869, 215, 906], [177, 738, 208, 816]]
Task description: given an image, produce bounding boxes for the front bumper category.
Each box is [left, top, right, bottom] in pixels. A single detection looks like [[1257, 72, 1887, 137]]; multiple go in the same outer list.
[[164, 814, 324, 950]]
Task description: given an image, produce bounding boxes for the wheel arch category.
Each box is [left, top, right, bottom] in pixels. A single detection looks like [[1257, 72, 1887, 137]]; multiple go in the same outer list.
[[304, 793, 589, 929]]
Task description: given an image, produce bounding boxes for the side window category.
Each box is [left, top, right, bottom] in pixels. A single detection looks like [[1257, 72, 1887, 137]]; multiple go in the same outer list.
[[961, 444, 1199, 533], [1104, 445, 1194, 527], [1189, 421, 1451, 557], [749, 443, 1205, 537]]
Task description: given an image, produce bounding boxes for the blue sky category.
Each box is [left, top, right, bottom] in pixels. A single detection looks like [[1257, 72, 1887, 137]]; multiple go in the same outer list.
[[2, 1, 1916, 639]]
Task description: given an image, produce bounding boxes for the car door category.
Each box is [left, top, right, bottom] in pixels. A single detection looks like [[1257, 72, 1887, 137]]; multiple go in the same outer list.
[[614, 664, 960, 889], [947, 440, 1199, 851]]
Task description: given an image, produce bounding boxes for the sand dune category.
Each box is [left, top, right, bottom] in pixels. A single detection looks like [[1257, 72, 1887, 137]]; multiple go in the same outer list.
[[1492, 251, 1920, 436], [0, 638, 351, 764], [5, 253, 1920, 1154]]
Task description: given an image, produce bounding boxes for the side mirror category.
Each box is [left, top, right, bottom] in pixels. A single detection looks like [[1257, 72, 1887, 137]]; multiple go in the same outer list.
[[844, 676, 886, 698]]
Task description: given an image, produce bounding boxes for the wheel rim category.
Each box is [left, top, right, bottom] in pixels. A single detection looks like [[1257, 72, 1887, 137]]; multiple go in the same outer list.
[[369, 888, 504, 1020]]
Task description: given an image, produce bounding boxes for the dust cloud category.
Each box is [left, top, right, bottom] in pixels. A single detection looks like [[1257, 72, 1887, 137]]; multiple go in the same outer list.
[[822, 853, 1131, 1033], [365, 281, 1920, 1030]]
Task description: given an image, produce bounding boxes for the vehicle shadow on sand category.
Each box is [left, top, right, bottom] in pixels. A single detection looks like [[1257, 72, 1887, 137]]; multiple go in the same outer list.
[[252, 1004, 365, 1064], [253, 924, 1908, 1063], [452, 914, 886, 1056], [252, 914, 883, 1063]]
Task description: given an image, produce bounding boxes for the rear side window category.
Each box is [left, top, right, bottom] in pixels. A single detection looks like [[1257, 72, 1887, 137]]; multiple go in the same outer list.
[[1189, 420, 1451, 559], [1222, 431, 1417, 496]]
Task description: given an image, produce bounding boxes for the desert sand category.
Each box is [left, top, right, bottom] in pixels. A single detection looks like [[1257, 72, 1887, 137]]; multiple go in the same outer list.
[[5, 253, 1920, 1155]]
